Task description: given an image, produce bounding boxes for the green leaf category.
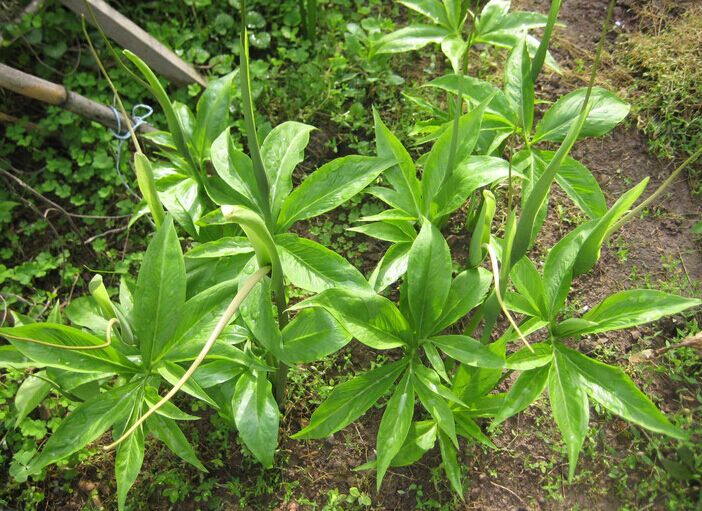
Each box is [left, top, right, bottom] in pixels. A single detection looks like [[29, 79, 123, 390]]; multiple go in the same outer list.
[[422, 95, 492, 209], [533, 87, 630, 143], [413, 372, 458, 448], [193, 71, 236, 161], [25, 382, 138, 476], [373, 109, 421, 216], [572, 178, 649, 276], [432, 156, 514, 219], [233, 370, 279, 468], [532, 150, 607, 219], [185, 237, 253, 259], [454, 410, 495, 448], [427, 74, 517, 126], [261, 121, 316, 221], [434, 268, 492, 334], [558, 343, 685, 439], [0, 345, 34, 369], [192, 360, 242, 389], [133, 216, 186, 366], [281, 308, 352, 364], [558, 290, 701, 337], [369, 242, 412, 293], [158, 362, 218, 408], [510, 257, 547, 318], [506, 342, 553, 370], [238, 271, 283, 357], [398, 0, 449, 25], [549, 349, 588, 480], [504, 37, 534, 136], [492, 364, 550, 427], [115, 398, 145, 511], [146, 414, 207, 471], [211, 129, 266, 214], [374, 25, 449, 54], [293, 360, 407, 439], [349, 221, 415, 243], [124, 51, 195, 172], [390, 420, 437, 467], [291, 288, 410, 350], [0, 323, 135, 374], [431, 335, 505, 369], [407, 221, 452, 337], [14, 371, 51, 427], [438, 430, 463, 497], [278, 156, 395, 230], [275, 233, 369, 293], [376, 370, 414, 490], [144, 386, 199, 420]]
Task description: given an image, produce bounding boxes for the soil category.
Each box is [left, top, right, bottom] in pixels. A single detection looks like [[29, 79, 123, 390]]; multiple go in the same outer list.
[[4, 0, 702, 510]]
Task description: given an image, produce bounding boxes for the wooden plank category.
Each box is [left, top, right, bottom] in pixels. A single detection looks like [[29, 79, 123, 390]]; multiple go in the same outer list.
[[0, 63, 155, 134], [61, 0, 207, 87]]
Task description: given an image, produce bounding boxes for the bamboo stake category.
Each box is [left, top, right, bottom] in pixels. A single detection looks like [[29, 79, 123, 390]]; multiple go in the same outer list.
[[0, 63, 155, 134]]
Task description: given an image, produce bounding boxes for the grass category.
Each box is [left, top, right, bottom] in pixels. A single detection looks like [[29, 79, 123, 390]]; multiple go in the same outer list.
[[615, 4, 702, 195]]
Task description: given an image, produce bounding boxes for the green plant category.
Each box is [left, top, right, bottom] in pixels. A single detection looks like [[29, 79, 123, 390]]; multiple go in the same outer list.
[[291, 0, 702, 499]]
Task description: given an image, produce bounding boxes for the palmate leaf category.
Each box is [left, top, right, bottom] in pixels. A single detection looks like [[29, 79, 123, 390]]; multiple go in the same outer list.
[[294, 359, 407, 439], [557, 343, 686, 440], [376, 370, 414, 489]]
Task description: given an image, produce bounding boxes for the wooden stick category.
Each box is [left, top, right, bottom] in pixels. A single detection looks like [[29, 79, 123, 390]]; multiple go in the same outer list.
[[0, 63, 154, 133], [61, 0, 206, 87]]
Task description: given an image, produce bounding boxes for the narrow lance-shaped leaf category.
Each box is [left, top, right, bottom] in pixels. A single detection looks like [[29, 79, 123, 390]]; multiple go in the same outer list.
[[376, 370, 414, 490], [407, 221, 452, 338], [548, 349, 588, 480], [558, 343, 686, 439], [278, 156, 395, 230], [233, 370, 279, 468], [293, 360, 407, 439]]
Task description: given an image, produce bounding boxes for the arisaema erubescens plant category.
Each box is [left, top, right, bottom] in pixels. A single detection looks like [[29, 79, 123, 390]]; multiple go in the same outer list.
[[291, 220, 499, 495], [0, 216, 280, 509], [372, 0, 559, 74], [293, 0, 701, 499]]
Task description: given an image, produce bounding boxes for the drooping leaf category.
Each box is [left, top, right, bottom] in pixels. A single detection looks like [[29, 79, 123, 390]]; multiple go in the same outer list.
[[233, 370, 279, 468], [558, 343, 685, 439], [376, 370, 414, 490], [146, 414, 207, 471]]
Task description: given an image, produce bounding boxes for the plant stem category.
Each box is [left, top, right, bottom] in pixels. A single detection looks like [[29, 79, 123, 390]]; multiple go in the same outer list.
[[104, 265, 271, 451], [610, 146, 702, 233]]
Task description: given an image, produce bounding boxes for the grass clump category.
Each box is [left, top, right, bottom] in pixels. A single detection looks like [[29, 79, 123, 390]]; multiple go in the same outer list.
[[615, 4, 702, 194]]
